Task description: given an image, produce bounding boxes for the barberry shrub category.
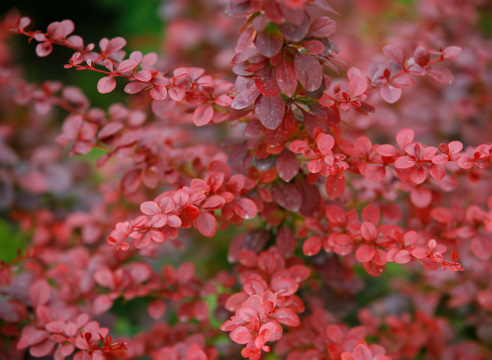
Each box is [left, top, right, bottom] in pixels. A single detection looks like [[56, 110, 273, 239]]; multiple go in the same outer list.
[[1, 0, 492, 359]]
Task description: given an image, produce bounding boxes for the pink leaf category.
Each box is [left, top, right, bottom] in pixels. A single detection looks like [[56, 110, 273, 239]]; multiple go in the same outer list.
[[396, 128, 414, 149], [349, 76, 367, 97], [36, 42, 53, 57], [116, 59, 138, 73], [229, 326, 254, 344], [383, 45, 404, 64], [353, 344, 372, 360], [105, 37, 126, 54], [148, 299, 166, 319], [427, 65, 454, 84], [193, 104, 214, 127], [410, 187, 432, 209], [380, 85, 402, 103], [471, 234, 492, 261], [97, 76, 117, 94], [93, 295, 113, 314], [443, 46, 461, 60], [30, 280, 50, 307]]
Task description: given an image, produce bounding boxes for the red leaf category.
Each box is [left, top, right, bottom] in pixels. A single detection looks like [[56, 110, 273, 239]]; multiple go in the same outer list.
[[394, 250, 412, 264], [409, 165, 427, 184], [270, 308, 300, 326], [201, 195, 225, 210], [429, 163, 446, 180], [430, 207, 453, 223], [395, 156, 416, 169], [356, 245, 376, 263], [233, 198, 257, 220], [303, 235, 323, 256], [97, 76, 117, 94], [414, 46, 430, 66], [325, 175, 345, 200], [294, 53, 323, 91], [361, 222, 377, 241], [427, 65, 454, 84], [276, 149, 299, 182], [365, 164, 386, 182], [254, 94, 285, 130], [195, 212, 217, 237]]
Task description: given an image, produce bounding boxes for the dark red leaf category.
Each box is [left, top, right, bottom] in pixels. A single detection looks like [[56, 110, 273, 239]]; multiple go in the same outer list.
[[276, 149, 299, 182], [276, 226, 297, 257], [254, 31, 283, 58], [308, 17, 337, 38], [254, 94, 285, 130], [231, 87, 261, 110], [253, 65, 281, 97], [427, 65, 454, 84], [276, 51, 297, 97], [294, 53, 323, 92]]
